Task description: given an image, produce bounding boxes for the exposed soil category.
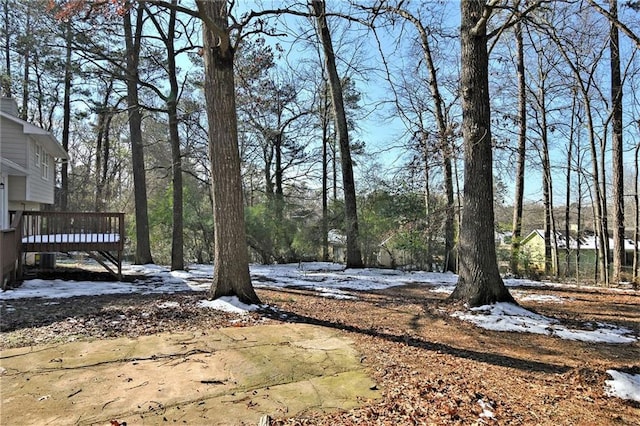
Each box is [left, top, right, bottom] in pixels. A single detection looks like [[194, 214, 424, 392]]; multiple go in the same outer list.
[[1, 269, 639, 425]]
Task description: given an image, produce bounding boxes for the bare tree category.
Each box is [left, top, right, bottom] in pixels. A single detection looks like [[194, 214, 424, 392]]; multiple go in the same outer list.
[[144, 0, 191, 271], [123, 3, 153, 264], [449, 0, 515, 306], [542, 10, 610, 284], [310, 0, 363, 268], [60, 20, 72, 211], [510, 20, 527, 277], [609, 0, 625, 284], [634, 142, 639, 285], [1, 0, 12, 96], [195, 0, 260, 303], [381, 4, 458, 273]]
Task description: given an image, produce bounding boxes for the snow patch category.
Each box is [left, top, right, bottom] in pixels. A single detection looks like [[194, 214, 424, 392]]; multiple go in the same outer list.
[[452, 303, 637, 344], [605, 370, 640, 402], [314, 287, 357, 299], [197, 296, 262, 314]]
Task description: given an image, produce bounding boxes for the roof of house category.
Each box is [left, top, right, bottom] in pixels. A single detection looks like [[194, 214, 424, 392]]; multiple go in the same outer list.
[[522, 229, 637, 251], [0, 157, 28, 176], [0, 110, 68, 160]]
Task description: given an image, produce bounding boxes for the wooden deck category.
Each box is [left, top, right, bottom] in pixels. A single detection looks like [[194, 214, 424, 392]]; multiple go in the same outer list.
[[2, 211, 125, 284]]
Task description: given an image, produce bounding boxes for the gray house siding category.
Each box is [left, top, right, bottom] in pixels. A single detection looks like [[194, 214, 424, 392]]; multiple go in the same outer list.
[[27, 147, 54, 204], [2, 133, 55, 204], [7, 176, 26, 201], [2, 106, 63, 208], [1, 120, 27, 167]]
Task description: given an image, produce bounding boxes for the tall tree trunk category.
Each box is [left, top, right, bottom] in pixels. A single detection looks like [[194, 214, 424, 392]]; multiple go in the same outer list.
[[94, 80, 114, 212], [163, 1, 184, 271], [422, 135, 433, 271], [538, 83, 554, 276], [449, 0, 514, 307], [124, 4, 153, 264], [60, 20, 72, 211], [321, 86, 329, 261], [20, 3, 30, 121], [610, 0, 625, 284], [576, 149, 584, 282], [599, 121, 610, 284], [633, 143, 639, 284], [443, 150, 456, 273], [511, 21, 526, 277], [33, 52, 46, 127], [311, 0, 363, 268], [168, 92, 184, 271], [565, 89, 578, 278], [274, 133, 284, 221], [2, 0, 11, 97], [196, 0, 260, 304], [587, 107, 607, 284]]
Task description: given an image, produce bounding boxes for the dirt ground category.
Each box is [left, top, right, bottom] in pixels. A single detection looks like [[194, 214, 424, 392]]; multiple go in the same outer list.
[[1, 269, 639, 425]]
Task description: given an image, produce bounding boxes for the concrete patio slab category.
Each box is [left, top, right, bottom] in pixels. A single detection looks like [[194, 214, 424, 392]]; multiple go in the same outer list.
[[0, 323, 380, 425]]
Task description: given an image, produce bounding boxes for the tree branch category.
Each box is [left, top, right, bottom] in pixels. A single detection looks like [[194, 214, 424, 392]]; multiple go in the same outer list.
[[470, 0, 502, 36], [586, 0, 640, 49]]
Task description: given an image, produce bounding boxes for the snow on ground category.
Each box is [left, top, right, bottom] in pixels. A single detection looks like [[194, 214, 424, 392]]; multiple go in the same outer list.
[[0, 262, 634, 346], [605, 370, 640, 402], [510, 291, 568, 304], [197, 296, 264, 314], [1, 261, 638, 402], [451, 302, 637, 344]]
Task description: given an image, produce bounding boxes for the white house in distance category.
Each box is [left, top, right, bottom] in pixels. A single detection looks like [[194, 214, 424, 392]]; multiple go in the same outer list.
[[0, 97, 68, 229]]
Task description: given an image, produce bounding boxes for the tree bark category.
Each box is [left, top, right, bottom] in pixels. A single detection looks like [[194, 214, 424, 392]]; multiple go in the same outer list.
[[60, 20, 72, 211], [511, 21, 526, 277], [590, 104, 607, 284], [94, 80, 115, 212], [565, 90, 578, 278], [539, 80, 554, 276], [321, 85, 330, 261], [610, 0, 625, 284], [2, 0, 11, 97], [449, 0, 514, 307], [311, 0, 363, 268], [163, 1, 184, 271], [20, 3, 30, 121], [124, 4, 153, 264], [197, 0, 260, 304], [633, 143, 639, 284]]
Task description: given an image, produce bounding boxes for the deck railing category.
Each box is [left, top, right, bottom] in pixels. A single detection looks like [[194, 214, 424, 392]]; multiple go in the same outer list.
[[17, 211, 124, 253], [4, 211, 125, 281]]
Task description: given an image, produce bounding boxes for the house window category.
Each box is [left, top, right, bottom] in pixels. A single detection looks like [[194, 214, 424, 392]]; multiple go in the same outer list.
[[34, 143, 42, 168], [41, 152, 50, 180]]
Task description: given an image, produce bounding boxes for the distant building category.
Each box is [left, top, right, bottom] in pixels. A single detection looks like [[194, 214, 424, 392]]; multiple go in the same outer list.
[[520, 229, 637, 277], [327, 229, 346, 263]]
